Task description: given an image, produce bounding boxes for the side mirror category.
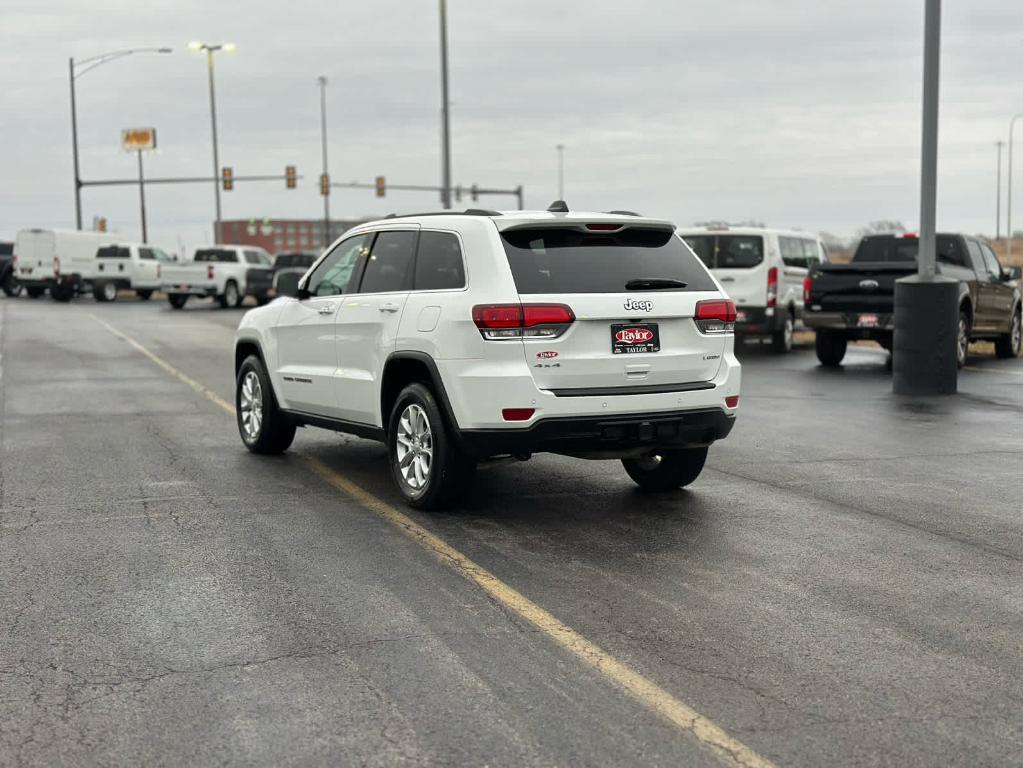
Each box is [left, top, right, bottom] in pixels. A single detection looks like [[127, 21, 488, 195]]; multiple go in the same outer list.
[[1005, 266, 1022, 281], [295, 286, 311, 300]]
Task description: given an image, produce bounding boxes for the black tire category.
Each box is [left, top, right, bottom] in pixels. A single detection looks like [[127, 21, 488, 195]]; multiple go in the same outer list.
[[93, 280, 118, 302], [136, 289, 153, 301], [994, 309, 1021, 359], [2, 278, 22, 298], [236, 355, 295, 454], [771, 311, 794, 353], [387, 382, 475, 510], [51, 283, 74, 303], [622, 447, 708, 492], [25, 286, 45, 299], [815, 330, 847, 367], [218, 280, 241, 309], [167, 293, 188, 310], [956, 310, 970, 369]]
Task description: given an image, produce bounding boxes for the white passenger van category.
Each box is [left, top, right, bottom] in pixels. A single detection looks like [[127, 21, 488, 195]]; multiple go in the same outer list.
[[13, 228, 112, 301], [677, 226, 828, 352]]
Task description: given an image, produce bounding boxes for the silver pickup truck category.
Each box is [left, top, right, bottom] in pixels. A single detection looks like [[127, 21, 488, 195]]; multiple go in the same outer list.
[[161, 245, 274, 309]]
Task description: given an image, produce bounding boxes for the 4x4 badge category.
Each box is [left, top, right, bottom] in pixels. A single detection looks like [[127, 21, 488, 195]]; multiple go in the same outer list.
[[623, 298, 653, 312]]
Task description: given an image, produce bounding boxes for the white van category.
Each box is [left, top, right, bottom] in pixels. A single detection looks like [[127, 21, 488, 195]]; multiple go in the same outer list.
[[92, 243, 176, 302], [13, 229, 113, 301], [677, 226, 828, 352]]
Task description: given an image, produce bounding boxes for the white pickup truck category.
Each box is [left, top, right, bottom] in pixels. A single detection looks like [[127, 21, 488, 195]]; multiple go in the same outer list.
[[92, 243, 176, 302], [161, 245, 274, 309]]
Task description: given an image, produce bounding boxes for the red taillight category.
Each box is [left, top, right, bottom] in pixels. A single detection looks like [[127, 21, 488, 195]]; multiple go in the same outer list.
[[585, 223, 622, 231], [472, 303, 575, 339], [803, 275, 812, 305], [725, 395, 739, 408], [11, 253, 17, 264], [207, 264, 215, 280], [502, 408, 535, 421], [895, 232, 918, 239], [53, 256, 60, 276], [694, 299, 736, 334], [766, 266, 778, 308]]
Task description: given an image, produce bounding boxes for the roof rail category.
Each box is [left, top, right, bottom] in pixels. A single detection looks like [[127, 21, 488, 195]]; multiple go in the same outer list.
[[605, 210, 641, 217], [383, 209, 502, 219]]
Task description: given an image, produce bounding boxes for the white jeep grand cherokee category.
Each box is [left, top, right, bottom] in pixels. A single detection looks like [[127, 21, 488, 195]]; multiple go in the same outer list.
[[234, 204, 740, 509]]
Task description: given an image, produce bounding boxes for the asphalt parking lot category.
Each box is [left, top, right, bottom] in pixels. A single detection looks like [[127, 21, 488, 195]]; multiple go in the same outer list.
[[1, 296, 1021, 767]]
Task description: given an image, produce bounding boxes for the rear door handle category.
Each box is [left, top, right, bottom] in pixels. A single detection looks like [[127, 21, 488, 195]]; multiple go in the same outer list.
[[719, 277, 735, 283], [379, 303, 401, 313]]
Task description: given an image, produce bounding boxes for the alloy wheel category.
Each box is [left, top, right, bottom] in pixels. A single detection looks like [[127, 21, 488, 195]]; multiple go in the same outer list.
[[1013, 312, 1022, 356], [239, 371, 263, 440], [103, 282, 117, 301], [396, 403, 433, 490]]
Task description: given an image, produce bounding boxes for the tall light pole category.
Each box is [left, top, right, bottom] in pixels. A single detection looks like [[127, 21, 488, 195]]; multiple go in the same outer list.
[[556, 144, 565, 200], [1008, 114, 1023, 259], [996, 141, 1004, 240], [68, 47, 172, 230], [318, 76, 331, 249], [189, 41, 235, 242], [893, 0, 958, 396], [439, 0, 452, 209]]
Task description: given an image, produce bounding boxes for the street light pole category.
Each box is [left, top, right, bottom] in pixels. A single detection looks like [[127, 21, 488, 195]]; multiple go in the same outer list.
[[69, 58, 82, 230], [439, 0, 452, 209], [996, 141, 1004, 240], [206, 49, 222, 241], [67, 47, 171, 230], [190, 42, 234, 242], [1008, 114, 1023, 260], [556, 144, 565, 200], [318, 76, 331, 249], [893, 0, 958, 396]]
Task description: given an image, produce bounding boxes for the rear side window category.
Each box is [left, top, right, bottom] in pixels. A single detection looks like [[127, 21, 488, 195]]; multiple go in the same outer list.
[[414, 231, 465, 290], [502, 227, 716, 294], [194, 248, 238, 263], [853, 235, 963, 264], [358, 231, 416, 293], [97, 246, 130, 259], [680, 235, 763, 269]]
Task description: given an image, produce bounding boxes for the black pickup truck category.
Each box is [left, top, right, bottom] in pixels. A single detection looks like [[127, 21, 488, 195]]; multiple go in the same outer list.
[[804, 233, 1021, 367], [0, 241, 21, 297]]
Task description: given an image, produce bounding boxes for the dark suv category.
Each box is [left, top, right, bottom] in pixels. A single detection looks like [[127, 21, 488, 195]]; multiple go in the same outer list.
[[0, 241, 20, 297], [805, 233, 1021, 366]]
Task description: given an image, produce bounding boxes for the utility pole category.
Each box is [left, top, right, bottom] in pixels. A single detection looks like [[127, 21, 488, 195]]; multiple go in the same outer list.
[[439, 0, 452, 209], [206, 49, 222, 241], [893, 0, 959, 395], [137, 150, 148, 243], [1008, 114, 1023, 260], [318, 76, 331, 248], [996, 141, 1004, 240]]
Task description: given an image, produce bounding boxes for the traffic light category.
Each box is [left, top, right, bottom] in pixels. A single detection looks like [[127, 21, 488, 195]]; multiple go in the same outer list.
[[470, 184, 479, 202], [285, 165, 297, 189], [222, 166, 233, 191], [375, 175, 386, 197], [320, 173, 330, 196]]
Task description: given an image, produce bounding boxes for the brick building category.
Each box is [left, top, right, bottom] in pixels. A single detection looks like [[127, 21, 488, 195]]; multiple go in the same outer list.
[[218, 217, 374, 254]]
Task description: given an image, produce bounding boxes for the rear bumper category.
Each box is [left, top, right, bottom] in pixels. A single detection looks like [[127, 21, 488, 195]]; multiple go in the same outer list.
[[162, 284, 217, 297], [459, 407, 735, 459], [734, 306, 784, 335], [804, 311, 895, 333]]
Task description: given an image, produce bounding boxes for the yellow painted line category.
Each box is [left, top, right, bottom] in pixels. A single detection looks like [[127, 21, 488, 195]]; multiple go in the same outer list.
[[964, 365, 1023, 377], [91, 314, 236, 414], [92, 314, 776, 768]]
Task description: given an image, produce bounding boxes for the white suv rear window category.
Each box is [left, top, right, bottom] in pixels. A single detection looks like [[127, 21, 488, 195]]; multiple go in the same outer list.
[[501, 227, 716, 294]]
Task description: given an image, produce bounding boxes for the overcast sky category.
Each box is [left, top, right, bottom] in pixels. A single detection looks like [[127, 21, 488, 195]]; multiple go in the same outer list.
[[2, 0, 1021, 252]]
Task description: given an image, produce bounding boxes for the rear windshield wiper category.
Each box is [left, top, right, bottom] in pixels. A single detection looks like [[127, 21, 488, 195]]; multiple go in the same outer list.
[[625, 278, 687, 290]]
